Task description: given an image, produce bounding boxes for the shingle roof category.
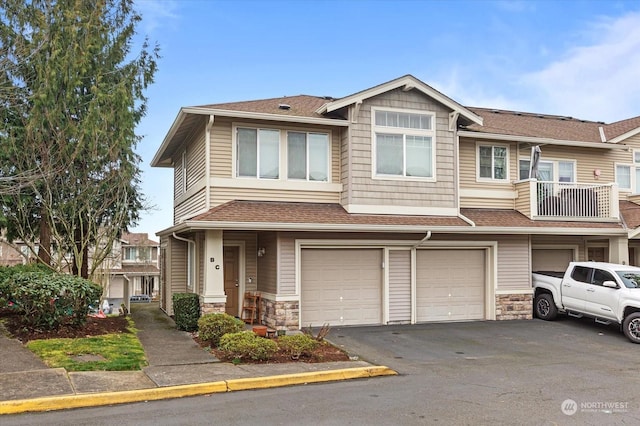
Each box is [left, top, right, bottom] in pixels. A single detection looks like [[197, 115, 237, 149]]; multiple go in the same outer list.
[[195, 96, 640, 144], [198, 95, 333, 119], [186, 201, 627, 231], [191, 201, 469, 227], [464, 107, 605, 142], [620, 201, 640, 230], [603, 116, 640, 140], [122, 233, 158, 246], [461, 208, 625, 230]]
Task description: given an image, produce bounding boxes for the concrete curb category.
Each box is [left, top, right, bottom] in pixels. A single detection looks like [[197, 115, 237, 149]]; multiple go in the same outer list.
[[0, 366, 397, 415]]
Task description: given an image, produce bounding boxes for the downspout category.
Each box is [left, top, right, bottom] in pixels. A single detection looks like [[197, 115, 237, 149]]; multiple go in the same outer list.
[[413, 231, 432, 248], [205, 115, 214, 211], [173, 232, 196, 292], [458, 212, 476, 227]]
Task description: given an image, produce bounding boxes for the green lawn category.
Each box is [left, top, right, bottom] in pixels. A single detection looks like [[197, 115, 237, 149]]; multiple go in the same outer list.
[[26, 319, 147, 372]]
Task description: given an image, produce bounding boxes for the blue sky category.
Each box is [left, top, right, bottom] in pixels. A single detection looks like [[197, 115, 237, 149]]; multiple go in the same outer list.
[[130, 0, 640, 237]]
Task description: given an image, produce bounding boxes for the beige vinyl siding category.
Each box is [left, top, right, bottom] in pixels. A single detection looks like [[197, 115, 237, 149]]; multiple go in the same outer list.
[[174, 162, 184, 199], [514, 180, 531, 217], [210, 187, 340, 205], [461, 197, 514, 209], [388, 250, 411, 323], [174, 188, 206, 223], [516, 144, 620, 184], [496, 235, 530, 291], [197, 233, 205, 296], [459, 138, 518, 210], [168, 238, 188, 315], [349, 88, 457, 209], [208, 118, 342, 204], [257, 232, 278, 294], [340, 121, 350, 206], [223, 231, 258, 292], [210, 118, 342, 182], [187, 131, 206, 187], [211, 117, 233, 177], [278, 233, 296, 295], [612, 132, 640, 200]]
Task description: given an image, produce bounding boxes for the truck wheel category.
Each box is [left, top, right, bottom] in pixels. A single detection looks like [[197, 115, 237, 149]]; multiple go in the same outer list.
[[534, 294, 557, 320], [623, 313, 640, 343]]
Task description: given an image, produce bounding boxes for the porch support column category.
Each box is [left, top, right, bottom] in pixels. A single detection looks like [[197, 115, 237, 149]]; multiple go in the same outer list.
[[203, 230, 226, 304], [609, 236, 629, 265]]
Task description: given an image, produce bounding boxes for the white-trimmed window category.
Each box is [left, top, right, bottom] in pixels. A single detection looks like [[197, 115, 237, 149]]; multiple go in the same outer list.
[[287, 132, 329, 181], [237, 128, 280, 179], [123, 247, 136, 261], [617, 151, 640, 193], [519, 159, 575, 182], [478, 144, 508, 180], [373, 108, 435, 179]]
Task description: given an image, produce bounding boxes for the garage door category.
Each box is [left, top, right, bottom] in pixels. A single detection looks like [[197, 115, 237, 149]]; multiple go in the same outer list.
[[532, 249, 573, 272], [416, 249, 485, 322], [301, 249, 382, 326]]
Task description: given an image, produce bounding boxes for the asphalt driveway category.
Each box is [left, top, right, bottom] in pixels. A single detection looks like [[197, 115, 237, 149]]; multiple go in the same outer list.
[[327, 317, 640, 423]]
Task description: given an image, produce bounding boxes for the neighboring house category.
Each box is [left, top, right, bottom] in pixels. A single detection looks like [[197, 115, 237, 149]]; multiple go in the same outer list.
[[0, 240, 33, 266], [101, 232, 160, 311], [151, 74, 640, 331]]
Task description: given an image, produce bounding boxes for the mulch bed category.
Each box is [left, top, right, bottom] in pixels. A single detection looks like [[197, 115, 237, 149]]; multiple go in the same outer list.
[[193, 334, 351, 364], [0, 309, 130, 343]]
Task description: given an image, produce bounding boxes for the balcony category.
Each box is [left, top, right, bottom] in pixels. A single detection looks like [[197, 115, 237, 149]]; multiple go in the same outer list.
[[515, 180, 619, 221]]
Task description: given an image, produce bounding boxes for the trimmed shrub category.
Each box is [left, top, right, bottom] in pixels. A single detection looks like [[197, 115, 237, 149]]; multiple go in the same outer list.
[[0, 264, 55, 308], [3, 271, 102, 330], [172, 293, 200, 331], [197, 313, 245, 347], [218, 331, 278, 361], [277, 334, 319, 359]]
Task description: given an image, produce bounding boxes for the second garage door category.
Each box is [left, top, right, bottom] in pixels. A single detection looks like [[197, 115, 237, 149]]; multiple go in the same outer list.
[[416, 249, 486, 322], [300, 249, 382, 326]]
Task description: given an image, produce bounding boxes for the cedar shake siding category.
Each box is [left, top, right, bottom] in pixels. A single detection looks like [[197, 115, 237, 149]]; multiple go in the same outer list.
[[346, 88, 457, 211]]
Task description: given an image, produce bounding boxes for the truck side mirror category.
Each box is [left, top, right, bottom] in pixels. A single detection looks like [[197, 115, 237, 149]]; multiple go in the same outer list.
[[602, 280, 618, 289]]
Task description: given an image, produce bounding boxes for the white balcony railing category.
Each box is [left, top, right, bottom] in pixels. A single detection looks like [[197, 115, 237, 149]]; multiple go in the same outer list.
[[517, 180, 619, 221]]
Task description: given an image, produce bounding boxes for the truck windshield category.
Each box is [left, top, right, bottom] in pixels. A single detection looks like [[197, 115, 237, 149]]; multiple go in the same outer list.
[[616, 272, 640, 288]]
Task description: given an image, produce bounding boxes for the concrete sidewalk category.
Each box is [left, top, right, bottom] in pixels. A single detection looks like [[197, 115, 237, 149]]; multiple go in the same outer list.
[[0, 303, 395, 414]]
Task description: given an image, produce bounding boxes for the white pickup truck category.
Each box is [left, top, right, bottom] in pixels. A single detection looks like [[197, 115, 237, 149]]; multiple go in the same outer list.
[[533, 261, 640, 343]]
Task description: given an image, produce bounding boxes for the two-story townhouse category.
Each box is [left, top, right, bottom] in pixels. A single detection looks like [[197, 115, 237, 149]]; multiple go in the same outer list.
[[100, 232, 160, 312], [151, 75, 640, 331]]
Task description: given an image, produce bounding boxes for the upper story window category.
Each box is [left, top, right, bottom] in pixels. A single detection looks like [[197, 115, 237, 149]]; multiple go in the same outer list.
[[287, 132, 329, 181], [519, 159, 575, 182], [237, 128, 280, 179], [372, 108, 435, 179], [478, 144, 508, 180], [123, 247, 136, 261], [616, 151, 640, 193], [235, 126, 331, 181]]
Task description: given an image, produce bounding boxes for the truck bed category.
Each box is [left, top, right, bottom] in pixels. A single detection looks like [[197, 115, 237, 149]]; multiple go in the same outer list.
[[532, 271, 565, 279]]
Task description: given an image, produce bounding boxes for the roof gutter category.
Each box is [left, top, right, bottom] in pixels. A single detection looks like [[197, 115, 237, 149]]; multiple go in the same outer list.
[[457, 130, 629, 150], [154, 220, 627, 237], [182, 107, 350, 127]]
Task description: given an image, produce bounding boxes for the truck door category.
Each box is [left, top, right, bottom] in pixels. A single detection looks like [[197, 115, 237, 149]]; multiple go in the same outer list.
[[584, 268, 619, 321], [562, 265, 591, 312]]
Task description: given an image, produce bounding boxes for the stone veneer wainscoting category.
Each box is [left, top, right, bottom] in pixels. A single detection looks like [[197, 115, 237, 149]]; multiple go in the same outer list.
[[495, 294, 533, 320], [261, 298, 300, 331]]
